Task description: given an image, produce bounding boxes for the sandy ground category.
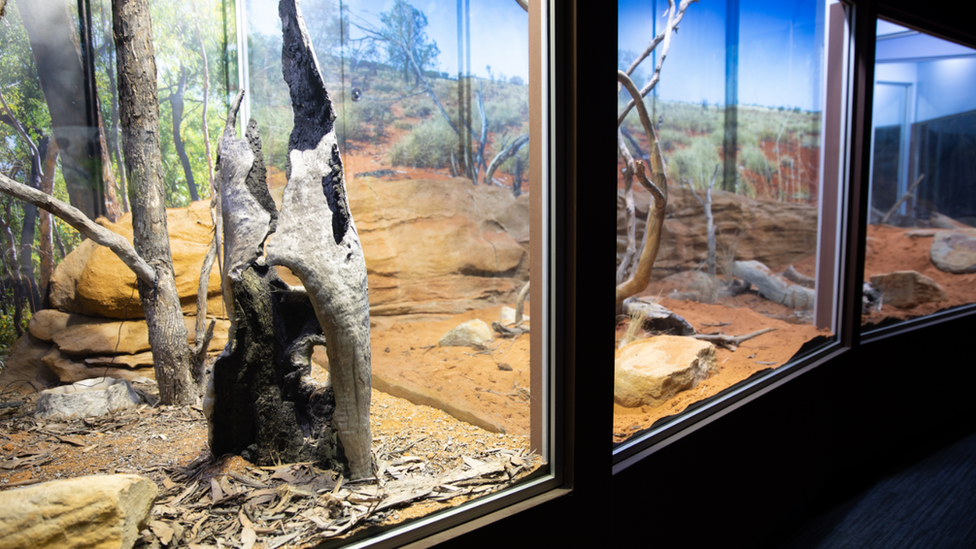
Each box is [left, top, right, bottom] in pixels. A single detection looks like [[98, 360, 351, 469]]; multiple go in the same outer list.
[[613, 223, 976, 443]]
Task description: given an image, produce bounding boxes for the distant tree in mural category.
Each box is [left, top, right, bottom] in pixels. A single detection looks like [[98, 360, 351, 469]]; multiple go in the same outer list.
[[377, 0, 440, 84]]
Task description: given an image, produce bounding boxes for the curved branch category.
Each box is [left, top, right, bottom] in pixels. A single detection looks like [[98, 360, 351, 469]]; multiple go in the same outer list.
[[616, 71, 668, 307], [484, 134, 529, 185], [0, 171, 155, 284]]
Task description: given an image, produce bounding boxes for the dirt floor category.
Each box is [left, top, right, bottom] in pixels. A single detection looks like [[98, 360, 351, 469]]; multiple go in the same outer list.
[[613, 223, 976, 444]]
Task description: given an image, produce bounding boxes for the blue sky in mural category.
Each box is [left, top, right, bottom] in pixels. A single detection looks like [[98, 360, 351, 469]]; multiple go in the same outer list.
[[619, 0, 825, 111], [247, 0, 529, 82]]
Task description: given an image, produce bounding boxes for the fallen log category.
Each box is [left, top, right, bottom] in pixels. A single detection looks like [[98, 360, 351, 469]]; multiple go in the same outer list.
[[692, 327, 776, 351], [732, 260, 815, 310], [621, 296, 695, 336], [782, 265, 815, 289]]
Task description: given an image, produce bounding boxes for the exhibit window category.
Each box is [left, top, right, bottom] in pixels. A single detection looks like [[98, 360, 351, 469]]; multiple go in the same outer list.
[[614, 0, 848, 466], [0, 0, 562, 546], [861, 19, 976, 332]]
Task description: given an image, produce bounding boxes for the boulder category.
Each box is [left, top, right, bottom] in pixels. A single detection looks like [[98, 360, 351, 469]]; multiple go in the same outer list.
[[0, 474, 157, 549], [439, 319, 493, 348], [35, 377, 142, 420], [48, 200, 226, 319], [930, 229, 976, 274], [618, 184, 819, 277], [0, 334, 58, 393], [30, 310, 228, 356], [347, 178, 530, 316], [41, 348, 155, 384], [615, 336, 717, 408], [869, 270, 948, 309]]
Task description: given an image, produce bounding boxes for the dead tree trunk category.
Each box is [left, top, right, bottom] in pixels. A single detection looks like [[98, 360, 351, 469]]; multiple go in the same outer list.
[[265, 0, 373, 480], [207, 0, 373, 481], [113, 0, 198, 405], [205, 108, 343, 470]]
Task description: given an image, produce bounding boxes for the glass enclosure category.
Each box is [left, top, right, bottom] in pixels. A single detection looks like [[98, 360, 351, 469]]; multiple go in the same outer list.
[[862, 20, 976, 329], [0, 0, 548, 545], [614, 0, 836, 444]]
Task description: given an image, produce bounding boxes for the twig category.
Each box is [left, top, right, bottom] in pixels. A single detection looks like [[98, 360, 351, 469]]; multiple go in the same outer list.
[[692, 327, 776, 350], [880, 174, 925, 225]]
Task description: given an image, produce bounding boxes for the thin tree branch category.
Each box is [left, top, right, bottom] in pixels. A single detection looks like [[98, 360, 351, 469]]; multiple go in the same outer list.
[[0, 171, 155, 284], [617, 0, 696, 126], [484, 134, 529, 186]]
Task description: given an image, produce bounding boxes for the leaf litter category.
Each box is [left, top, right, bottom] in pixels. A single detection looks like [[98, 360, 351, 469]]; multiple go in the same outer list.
[[0, 381, 542, 548]]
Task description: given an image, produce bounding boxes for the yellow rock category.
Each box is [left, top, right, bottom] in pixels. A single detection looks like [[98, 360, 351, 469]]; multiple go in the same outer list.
[[0, 474, 157, 549], [614, 335, 717, 408]]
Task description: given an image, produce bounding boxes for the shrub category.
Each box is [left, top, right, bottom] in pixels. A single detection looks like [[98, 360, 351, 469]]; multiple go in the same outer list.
[[389, 116, 459, 168], [740, 145, 774, 180], [666, 136, 721, 188]]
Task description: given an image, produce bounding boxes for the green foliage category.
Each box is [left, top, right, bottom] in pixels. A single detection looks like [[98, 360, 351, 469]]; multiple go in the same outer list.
[[378, 0, 441, 84], [666, 137, 721, 188], [740, 145, 774, 180], [0, 302, 30, 354], [389, 117, 457, 168]]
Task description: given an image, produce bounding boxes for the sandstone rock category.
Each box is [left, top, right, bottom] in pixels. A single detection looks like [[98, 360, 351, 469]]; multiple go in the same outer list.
[[37, 312, 229, 356], [618, 184, 818, 277], [49, 200, 225, 319], [28, 309, 72, 342], [499, 306, 529, 326], [930, 229, 976, 274], [0, 474, 157, 549], [615, 336, 717, 408], [0, 334, 58, 393], [35, 377, 142, 420], [42, 348, 155, 384], [869, 270, 948, 309], [439, 319, 493, 348], [347, 178, 529, 315]]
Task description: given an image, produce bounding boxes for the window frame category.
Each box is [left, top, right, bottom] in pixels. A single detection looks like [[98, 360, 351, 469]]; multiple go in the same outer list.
[[222, 1, 574, 547], [612, 0, 976, 478], [612, 0, 859, 473]]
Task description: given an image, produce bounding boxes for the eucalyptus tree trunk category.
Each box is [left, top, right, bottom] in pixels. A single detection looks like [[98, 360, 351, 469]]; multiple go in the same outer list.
[[112, 0, 197, 405]]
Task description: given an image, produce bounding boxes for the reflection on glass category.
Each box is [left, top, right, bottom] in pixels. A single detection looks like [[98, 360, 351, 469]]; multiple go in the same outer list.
[[0, 0, 541, 544], [615, 0, 833, 444], [863, 21, 976, 329]]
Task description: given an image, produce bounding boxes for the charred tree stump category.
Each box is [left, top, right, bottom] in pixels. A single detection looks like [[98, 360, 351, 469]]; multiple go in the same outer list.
[[208, 263, 346, 472], [264, 0, 372, 480], [205, 0, 373, 481]]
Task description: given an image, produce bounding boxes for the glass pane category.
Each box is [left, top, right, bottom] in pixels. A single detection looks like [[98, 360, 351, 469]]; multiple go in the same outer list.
[[243, 0, 544, 542], [1, 0, 545, 545], [615, 0, 835, 445], [862, 22, 976, 329]]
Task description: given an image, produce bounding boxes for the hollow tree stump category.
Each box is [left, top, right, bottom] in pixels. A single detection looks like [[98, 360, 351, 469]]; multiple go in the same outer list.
[[208, 263, 347, 471]]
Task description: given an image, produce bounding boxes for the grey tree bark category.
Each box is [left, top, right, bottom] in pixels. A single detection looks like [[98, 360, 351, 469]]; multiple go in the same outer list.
[[265, 0, 373, 480], [113, 0, 198, 405]]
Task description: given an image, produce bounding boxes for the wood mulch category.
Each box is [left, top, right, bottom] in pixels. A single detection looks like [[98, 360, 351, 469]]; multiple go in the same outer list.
[[0, 381, 542, 548]]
